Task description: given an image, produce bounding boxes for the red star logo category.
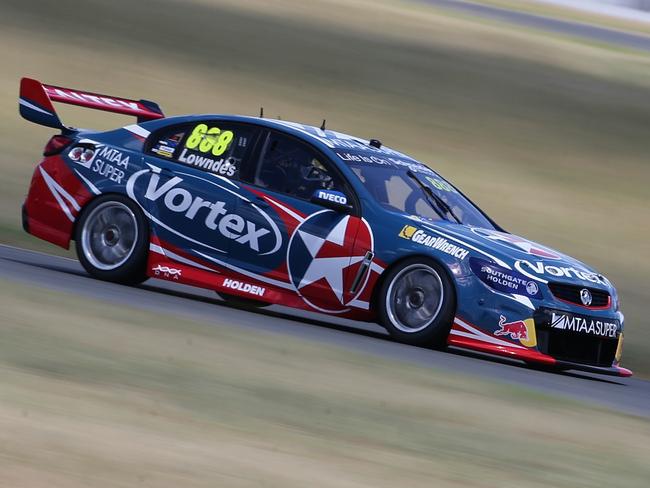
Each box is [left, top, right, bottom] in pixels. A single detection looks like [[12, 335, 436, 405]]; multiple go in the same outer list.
[[296, 216, 366, 305]]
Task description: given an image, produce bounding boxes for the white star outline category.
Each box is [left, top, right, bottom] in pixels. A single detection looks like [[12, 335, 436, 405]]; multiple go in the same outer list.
[[296, 215, 365, 304], [286, 210, 375, 314]]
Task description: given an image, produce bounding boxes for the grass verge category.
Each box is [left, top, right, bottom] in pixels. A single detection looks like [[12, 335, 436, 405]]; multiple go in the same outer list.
[[1, 278, 649, 487]]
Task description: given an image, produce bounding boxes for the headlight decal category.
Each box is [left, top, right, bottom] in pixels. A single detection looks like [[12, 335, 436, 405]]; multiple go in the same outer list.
[[470, 257, 543, 299]]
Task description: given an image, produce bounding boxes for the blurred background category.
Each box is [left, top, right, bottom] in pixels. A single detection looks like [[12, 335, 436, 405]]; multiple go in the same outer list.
[[1, 1, 649, 486]]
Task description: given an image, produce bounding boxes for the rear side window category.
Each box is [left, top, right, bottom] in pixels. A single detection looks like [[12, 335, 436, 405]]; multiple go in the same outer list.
[[150, 129, 185, 159], [148, 122, 258, 179]]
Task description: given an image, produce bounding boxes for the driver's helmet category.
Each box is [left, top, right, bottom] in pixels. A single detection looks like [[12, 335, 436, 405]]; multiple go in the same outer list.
[[300, 158, 333, 188]]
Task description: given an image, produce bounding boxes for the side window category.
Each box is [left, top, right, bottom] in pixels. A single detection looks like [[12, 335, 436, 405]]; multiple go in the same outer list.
[[254, 132, 346, 200], [148, 122, 257, 179], [150, 128, 185, 159]]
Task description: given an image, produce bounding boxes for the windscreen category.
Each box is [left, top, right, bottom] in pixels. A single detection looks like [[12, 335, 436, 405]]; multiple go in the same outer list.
[[337, 149, 496, 230]]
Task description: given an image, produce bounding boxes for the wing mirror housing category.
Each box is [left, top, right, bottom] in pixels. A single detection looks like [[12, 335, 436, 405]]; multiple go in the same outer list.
[[310, 189, 353, 213]]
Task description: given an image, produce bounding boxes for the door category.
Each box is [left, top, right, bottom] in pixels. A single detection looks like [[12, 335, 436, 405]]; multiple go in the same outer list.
[[136, 120, 261, 266], [236, 130, 372, 313]]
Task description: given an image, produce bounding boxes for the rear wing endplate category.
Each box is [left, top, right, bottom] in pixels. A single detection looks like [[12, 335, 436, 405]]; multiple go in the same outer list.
[[19, 77, 164, 129]]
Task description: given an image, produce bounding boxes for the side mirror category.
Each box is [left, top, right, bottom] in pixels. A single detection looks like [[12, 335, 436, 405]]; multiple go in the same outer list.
[[310, 189, 353, 213]]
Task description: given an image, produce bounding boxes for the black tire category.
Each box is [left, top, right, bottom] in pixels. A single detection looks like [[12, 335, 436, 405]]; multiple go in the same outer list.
[[377, 257, 455, 348], [74, 194, 149, 285], [216, 292, 271, 309]]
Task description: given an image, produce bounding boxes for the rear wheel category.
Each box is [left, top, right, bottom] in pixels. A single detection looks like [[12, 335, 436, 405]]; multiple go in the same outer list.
[[75, 195, 149, 284], [377, 258, 455, 348]]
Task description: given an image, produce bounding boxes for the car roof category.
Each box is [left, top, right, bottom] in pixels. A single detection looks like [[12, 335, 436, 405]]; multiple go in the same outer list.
[[143, 114, 418, 162]]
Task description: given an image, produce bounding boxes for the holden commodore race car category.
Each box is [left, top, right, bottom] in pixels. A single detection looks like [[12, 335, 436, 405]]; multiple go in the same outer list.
[[18, 77, 631, 376]]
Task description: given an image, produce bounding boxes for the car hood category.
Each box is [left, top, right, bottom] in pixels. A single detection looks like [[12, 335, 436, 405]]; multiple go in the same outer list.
[[410, 218, 611, 289]]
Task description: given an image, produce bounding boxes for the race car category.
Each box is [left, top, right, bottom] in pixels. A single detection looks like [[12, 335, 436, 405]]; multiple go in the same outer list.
[[18, 77, 631, 376]]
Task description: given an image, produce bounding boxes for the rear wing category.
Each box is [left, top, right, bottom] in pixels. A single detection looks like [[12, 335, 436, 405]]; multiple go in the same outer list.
[[19, 77, 164, 129]]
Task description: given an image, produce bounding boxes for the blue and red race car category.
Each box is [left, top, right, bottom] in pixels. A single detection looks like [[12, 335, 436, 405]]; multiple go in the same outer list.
[[19, 78, 631, 376]]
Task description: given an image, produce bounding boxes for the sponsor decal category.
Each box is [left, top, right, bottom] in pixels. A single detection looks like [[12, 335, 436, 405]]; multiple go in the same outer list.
[[515, 260, 609, 286], [526, 281, 539, 295], [152, 264, 181, 279], [470, 257, 542, 299], [472, 228, 561, 260], [46, 86, 141, 111], [96, 146, 130, 168], [399, 224, 417, 239], [89, 160, 126, 184], [69, 144, 129, 183], [222, 278, 265, 297], [550, 311, 618, 338], [153, 146, 175, 158], [185, 124, 234, 156], [329, 139, 379, 151], [287, 212, 374, 313], [177, 149, 237, 176], [315, 189, 347, 205], [424, 175, 457, 193], [126, 170, 281, 255], [398, 225, 469, 260], [68, 146, 96, 167], [336, 151, 392, 164], [151, 132, 183, 158], [336, 151, 436, 175], [494, 315, 537, 347]]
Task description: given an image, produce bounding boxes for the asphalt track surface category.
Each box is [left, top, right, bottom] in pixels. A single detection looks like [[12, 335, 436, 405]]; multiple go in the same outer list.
[[422, 0, 650, 52], [2, 244, 649, 417]]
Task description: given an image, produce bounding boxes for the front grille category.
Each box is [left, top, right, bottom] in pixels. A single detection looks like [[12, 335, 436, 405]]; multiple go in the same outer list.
[[536, 329, 617, 367], [534, 308, 619, 367], [548, 282, 610, 308]]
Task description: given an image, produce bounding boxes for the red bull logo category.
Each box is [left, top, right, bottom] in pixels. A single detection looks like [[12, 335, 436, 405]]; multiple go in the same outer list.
[[494, 315, 534, 345]]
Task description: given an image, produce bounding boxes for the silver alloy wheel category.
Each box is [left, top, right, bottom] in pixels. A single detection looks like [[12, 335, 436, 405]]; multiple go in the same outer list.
[[385, 263, 444, 333], [81, 201, 138, 271]]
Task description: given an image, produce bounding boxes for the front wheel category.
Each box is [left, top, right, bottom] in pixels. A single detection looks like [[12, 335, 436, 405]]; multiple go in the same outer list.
[[377, 258, 455, 348], [75, 195, 149, 284]]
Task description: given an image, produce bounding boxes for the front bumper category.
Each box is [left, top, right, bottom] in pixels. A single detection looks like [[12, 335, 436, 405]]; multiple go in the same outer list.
[[553, 359, 632, 377], [448, 315, 632, 377]]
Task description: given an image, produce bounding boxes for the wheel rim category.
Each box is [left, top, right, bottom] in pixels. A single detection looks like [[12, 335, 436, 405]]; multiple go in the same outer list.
[[81, 201, 138, 271], [385, 263, 444, 333]]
